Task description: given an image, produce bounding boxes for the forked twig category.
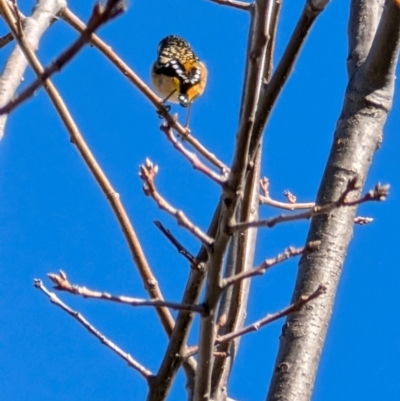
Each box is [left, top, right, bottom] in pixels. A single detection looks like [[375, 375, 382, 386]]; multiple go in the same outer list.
[[139, 159, 214, 246], [259, 177, 314, 210], [233, 180, 389, 232], [34, 279, 154, 382]]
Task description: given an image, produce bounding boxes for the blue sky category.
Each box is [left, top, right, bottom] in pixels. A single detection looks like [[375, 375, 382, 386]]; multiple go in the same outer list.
[[1, 1, 399, 400]]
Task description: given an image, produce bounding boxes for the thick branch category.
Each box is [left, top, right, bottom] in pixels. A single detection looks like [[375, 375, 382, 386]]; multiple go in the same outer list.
[[266, 2, 400, 401], [217, 284, 326, 344]]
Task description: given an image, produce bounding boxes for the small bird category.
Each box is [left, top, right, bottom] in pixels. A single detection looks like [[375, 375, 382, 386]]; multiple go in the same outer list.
[[151, 35, 207, 110]]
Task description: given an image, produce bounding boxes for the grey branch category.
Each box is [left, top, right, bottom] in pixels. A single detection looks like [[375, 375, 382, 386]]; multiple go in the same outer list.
[[0, 0, 67, 139], [266, 2, 400, 401]]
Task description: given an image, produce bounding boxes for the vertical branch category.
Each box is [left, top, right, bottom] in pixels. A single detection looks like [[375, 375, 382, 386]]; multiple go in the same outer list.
[[194, 1, 272, 399], [210, 2, 281, 397], [266, 1, 400, 401], [210, 149, 261, 400], [250, 0, 331, 162]]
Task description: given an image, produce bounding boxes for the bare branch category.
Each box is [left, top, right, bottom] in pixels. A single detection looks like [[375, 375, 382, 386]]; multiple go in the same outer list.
[[250, 0, 331, 162], [194, 1, 276, 398], [47, 271, 207, 314], [216, 284, 327, 344], [0, 3, 176, 337], [267, 3, 400, 401], [183, 284, 327, 358], [0, 0, 126, 116], [0, 32, 14, 48], [139, 159, 214, 246], [34, 279, 155, 382], [154, 221, 201, 269], [0, 0, 67, 139], [259, 177, 315, 210], [232, 180, 389, 232], [59, 8, 227, 174], [160, 124, 228, 185], [354, 216, 373, 225], [207, 0, 253, 11], [221, 242, 320, 289]]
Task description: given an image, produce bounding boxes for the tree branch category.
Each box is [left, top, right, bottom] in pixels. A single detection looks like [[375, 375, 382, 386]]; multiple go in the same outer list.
[[59, 7, 228, 173], [0, 0, 66, 139], [207, 0, 253, 11], [139, 159, 214, 246], [0, 1, 176, 338], [266, 2, 400, 400], [221, 242, 319, 289], [250, 0, 331, 162], [217, 284, 326, 344], [160, 124, 228, 185], [0, 0, 126, 116], [154, 221, 200, 268], [232, 181, 389, 232], [34, 279, 155, 382], [47, 271, 207, 314]]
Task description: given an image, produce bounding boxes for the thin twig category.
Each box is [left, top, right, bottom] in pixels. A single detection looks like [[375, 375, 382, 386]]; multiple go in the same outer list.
[[0, 0, 126, 116], [354, 216, 373, 225], [10, 0, 23, 34], [221, 241, 320, 289], [139, 159, 214, 246], [160, 123, 227, 185], [207, 0, 253, 11], [216, 284, 326, 344], [34, 279, 155, 382], [154, 221, 200, 268], [183, 284, 327, 358], [0, 2, 175, 336], [232, 180, 389, 232], [0, 32, 14, 48], [47, 271, 207, 314], [59, 7, 228, 174], [259, 177, 314, 210]]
